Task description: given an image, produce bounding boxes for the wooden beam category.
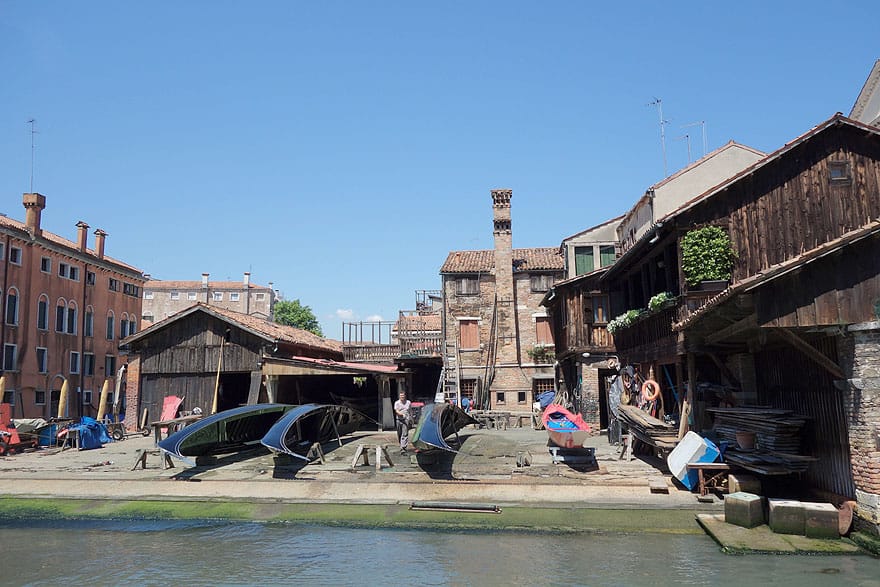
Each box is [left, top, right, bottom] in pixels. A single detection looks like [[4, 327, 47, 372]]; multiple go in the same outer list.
[[707, 352, 741, 389], [705, 315, 757, 344], [774, 328, 845, 380]]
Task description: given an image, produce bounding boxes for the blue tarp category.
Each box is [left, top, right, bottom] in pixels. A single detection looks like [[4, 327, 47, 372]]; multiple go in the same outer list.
[[68, 417, 112, 450], [537, 391, 556, 409]]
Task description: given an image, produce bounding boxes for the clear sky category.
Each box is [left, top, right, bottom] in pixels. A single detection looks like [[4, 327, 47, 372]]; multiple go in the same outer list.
[[2, 2, 877, 339]]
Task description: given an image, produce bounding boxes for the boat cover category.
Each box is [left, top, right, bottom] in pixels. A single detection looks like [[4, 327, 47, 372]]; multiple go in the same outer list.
[[65, 417, 111, 450]]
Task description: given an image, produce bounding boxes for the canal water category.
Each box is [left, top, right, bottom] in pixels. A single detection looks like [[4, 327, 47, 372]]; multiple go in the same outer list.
[[0, 519, 876, 586]]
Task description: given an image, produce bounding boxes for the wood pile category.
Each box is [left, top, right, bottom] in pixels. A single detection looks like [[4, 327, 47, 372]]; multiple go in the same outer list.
[[707, 406, 815, 475], [707, 406, 806, 453], [618, 404, 679, 449]]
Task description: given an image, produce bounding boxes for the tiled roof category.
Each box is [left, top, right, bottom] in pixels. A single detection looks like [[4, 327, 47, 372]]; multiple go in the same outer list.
[[0, 215, 143, 274], [144, 280, 272, 290], [126, 303, 342, 354], [440, 247, 563, 273]]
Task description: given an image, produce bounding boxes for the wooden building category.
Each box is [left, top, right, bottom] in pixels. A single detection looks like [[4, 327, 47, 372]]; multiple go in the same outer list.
[[551, 114, 880, 535], [122, 304, 407, 429]]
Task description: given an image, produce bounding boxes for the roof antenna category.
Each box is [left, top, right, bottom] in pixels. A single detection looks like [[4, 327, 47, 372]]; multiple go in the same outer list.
[[682, 120, 708, 157], [675, 133, 692, 164], [647, 98, 668, 177], [27, 118, 38, 193]]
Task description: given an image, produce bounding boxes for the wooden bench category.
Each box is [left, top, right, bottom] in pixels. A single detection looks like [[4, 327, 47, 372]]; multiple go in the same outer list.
[[686, 462, 731, 496]]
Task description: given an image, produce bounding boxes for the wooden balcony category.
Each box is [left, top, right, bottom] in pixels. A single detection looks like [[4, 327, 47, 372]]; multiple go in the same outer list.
[[560, 323, 615, 354], [612, 305, 677, 353], [343, 343, 401, 363]]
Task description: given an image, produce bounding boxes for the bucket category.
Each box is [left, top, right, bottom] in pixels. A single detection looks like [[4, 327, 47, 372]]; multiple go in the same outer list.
[[735, 431, 756, 450]]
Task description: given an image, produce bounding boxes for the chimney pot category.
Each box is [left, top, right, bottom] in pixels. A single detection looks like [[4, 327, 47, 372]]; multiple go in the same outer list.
[[76, 221, 89, 252], [243, 272, 250, 287], [93, 229, 107, 259], [22, 193, 46, 237], [202, 273, 209, 287]]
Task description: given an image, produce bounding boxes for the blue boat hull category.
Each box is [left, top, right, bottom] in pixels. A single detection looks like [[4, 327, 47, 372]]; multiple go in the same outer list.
[[411, 403, 477, 453], [260, 403, 366, 460]]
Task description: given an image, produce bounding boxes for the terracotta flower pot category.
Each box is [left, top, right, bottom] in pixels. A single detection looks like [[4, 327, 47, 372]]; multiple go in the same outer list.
[[735, 431, 756, 450]]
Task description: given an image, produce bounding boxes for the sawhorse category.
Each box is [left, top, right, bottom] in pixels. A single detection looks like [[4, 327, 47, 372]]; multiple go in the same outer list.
[[305, 442, 325, 464], [350, 443, 394, 471], [131, 448, 175, 470]]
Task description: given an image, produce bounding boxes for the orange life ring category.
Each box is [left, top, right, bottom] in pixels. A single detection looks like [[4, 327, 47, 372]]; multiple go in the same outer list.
[[641, 379, 661, 402]]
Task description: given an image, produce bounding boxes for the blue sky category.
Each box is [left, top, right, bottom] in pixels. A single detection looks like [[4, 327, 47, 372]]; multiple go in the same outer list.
[[2, 2, 877, 338]]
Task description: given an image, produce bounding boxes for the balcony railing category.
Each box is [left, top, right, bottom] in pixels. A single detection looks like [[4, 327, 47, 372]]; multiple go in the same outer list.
[[343, 343, 401, 363], [561, 322, 614, 352], [611, 305, 677, 352]]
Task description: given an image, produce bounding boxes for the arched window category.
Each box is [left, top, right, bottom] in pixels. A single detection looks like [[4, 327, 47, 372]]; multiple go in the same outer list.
[[37, 294, 49, 330], [66, 301, 78, 335], [55, 298, 67, 333], [120, 313, 129, 339], [106, 310, 115, 341], [84, 306, 94, 337], [5, 287, 19, 325]]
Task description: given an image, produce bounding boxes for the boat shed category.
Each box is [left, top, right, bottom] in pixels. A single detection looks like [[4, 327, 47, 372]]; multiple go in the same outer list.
[[121, 304, 405, 430]]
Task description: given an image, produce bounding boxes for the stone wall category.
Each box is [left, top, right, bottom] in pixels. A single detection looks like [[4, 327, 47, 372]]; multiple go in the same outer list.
[[841, 322, 880, 535]]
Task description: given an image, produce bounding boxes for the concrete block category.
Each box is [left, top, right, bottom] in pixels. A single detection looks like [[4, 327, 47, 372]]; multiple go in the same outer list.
[[769, 499, 805, 535], [728, 473, 761, 495], [803, 502, 840, 539], [724, 492, 764, 528]]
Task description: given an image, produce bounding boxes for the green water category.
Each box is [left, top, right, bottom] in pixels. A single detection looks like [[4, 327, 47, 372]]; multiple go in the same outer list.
[[1, 519, 876, 586]]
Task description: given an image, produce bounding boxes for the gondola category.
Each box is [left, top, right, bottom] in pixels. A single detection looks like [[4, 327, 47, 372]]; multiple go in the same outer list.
[[260, 403, 367, 460], [159, 403, 296, 459], [411, 402, 477, 453]]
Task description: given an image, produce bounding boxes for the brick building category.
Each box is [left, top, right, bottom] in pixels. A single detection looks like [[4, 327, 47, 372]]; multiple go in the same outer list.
[[439, 189, 563, 411], [141, 272, 275, 325], [1, 193, 145, 419]]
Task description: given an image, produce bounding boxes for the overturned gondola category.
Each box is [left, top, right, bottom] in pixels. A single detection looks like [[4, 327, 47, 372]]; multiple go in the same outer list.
[[260, 403, 367, 460], [411, 402, 477, 453]]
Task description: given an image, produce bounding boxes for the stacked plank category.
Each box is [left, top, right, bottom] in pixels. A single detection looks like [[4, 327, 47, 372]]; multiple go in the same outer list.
[[618, 404, 679, 449], [707, 407, 806, 453], [707, 406, 814, 475]]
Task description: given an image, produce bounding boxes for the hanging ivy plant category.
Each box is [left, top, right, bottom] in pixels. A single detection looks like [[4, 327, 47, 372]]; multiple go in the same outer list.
[[680, 226, 735, 287]]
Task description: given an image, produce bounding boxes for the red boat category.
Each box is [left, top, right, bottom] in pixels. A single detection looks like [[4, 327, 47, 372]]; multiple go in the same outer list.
[[542, 404, 591, 449]]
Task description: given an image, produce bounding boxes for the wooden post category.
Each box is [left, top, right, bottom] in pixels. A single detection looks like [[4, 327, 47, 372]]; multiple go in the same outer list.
[[211, 337, 225, 415], [96, 379, 111, 421], [57, 378, 69, 420]]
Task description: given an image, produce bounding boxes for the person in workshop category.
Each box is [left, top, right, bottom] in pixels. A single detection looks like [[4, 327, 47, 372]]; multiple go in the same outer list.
[[394, 390, 412, 455]]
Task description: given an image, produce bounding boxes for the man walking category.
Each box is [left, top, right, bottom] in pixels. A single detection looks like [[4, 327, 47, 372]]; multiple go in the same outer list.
[[394, 390, 412, 454]]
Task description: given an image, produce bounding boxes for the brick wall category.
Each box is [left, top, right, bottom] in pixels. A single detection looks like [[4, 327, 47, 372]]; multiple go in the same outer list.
[[124, 356, 141, 431], [578, 364, 602, 431], [841, 322, 880, 535]]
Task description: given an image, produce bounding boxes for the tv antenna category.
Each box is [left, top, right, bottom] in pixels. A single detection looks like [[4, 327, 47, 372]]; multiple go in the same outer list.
[[682, 120, 707, 157], [647, 98, 668, 177], [676, 134, 692, 164], [27, 118, 38, 193]]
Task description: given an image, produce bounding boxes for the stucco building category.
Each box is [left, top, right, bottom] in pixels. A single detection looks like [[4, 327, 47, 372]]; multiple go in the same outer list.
[[141, 272, 275, 325], [1, 193, 145, 419]]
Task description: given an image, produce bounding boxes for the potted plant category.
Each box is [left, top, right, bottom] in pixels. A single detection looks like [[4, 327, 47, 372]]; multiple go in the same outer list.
[[680, 226, 735, 290], [528, 345, 555, 364]]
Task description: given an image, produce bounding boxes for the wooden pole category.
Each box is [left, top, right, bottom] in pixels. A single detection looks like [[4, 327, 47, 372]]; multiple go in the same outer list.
[[96, 379, 111, 421], [211, 337, 225, 415]]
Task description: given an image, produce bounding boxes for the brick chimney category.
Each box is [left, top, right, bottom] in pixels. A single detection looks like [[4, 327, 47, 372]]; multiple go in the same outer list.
[[76, 221, 89, 252], [491, 189, 516, 362], [23, 193, 46, 237], [94, 229, 107, 259]]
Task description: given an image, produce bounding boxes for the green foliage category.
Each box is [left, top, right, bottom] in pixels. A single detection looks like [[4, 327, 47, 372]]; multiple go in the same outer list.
[[607, 309, 644, 334], [680, 226, 735, 287], [527, 345, 555, 364], [648, 292, 674, 312], [273, 299, 323, 336]]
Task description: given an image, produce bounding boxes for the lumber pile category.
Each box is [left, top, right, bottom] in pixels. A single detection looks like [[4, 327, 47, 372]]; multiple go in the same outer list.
[[707, 406, 806, 453], [618, 404, 679, 449], [707, 406, 815, 475]]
